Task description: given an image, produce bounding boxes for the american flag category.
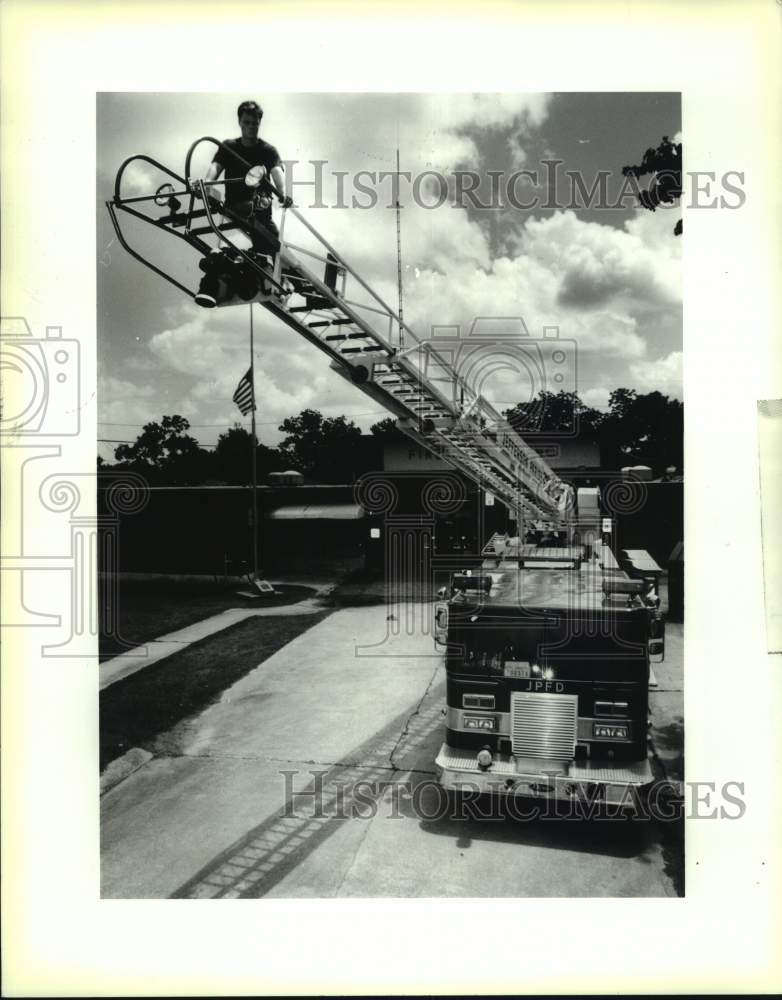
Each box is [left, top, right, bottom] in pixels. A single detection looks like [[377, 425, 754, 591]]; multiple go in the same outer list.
[[232, 368, 255, 415]]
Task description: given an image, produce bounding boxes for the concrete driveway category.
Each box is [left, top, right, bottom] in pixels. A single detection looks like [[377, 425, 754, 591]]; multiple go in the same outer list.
[[101, 602, 684, 898]]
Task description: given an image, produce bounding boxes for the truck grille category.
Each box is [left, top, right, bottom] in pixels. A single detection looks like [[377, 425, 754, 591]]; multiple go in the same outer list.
[[510, 691, 578, 760]]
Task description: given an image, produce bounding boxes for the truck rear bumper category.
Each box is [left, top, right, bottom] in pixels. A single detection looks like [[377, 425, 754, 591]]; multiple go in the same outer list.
[[435, 744, 653, 805]]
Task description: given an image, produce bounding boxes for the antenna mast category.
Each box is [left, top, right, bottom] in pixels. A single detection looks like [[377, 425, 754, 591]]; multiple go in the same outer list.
[[395, 148, 404, 348]]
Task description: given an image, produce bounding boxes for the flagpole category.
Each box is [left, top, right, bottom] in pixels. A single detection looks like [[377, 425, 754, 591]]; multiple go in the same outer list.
[[250, 303, 259, 579]]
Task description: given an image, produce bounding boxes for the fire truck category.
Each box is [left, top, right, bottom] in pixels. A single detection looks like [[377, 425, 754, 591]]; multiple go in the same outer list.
[[108, 140, 665, 805], [433, 519, 665, 806]]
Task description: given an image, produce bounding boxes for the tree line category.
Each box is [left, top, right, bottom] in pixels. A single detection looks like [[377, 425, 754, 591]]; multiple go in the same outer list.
[[98, 389, 682, 486]]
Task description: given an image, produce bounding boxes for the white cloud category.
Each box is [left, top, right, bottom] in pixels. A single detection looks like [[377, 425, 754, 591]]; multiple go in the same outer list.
[[623, 201, 682, 253], [100, 375, 155, 399], [145, 299, 389, 445], [580, 386, 612, 411], [139, 196, 680, 436], [629, 351, 683, 398], [98, 375, 157, 426], [118, 161, 159, 198], [432, 93, 550, 130], [518, 209, 682, 311], [102, 94, 682, 441], [98, 376, 158, 461]]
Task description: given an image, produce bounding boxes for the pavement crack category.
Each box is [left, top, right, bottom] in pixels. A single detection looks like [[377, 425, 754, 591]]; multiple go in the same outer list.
[[149, 750, 435, 776], [334, 802, 375, 896], [388, 663, 441, 771], [158, 751, 344, 765]]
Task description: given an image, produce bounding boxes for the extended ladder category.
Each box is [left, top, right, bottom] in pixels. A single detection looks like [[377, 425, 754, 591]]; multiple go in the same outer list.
[[107, 138, 575, 526]]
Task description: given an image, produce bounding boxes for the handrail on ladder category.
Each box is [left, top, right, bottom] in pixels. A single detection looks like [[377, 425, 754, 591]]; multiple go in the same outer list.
[[109, 137, 574, 520]]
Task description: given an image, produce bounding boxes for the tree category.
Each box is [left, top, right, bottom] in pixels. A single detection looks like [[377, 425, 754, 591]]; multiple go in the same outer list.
[[278, 409, 363, 482], [214, 424, 286, 484], [370, 417, 405, 441], [504, 391, 603, 441], [503, 388, 682, 476], [114, 415, 199, 467], [113, 414, 213, 483], [622, 135, 682, 235], [600, 389, 683, 473]]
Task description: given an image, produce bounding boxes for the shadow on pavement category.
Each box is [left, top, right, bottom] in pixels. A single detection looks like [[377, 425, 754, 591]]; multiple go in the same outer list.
[[171, 697, 444, 899], [408, 773, 684, 891], [170, 685, 682, 898]]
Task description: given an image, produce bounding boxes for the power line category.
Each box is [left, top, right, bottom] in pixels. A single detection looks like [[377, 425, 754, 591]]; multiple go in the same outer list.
[[98, 420, 248, 428], [97, 409, 391, 428], [98, 438, 218, 449]]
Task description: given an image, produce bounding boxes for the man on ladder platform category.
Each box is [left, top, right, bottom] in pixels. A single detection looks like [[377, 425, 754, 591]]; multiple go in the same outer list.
[[193, 100, 293, 308]]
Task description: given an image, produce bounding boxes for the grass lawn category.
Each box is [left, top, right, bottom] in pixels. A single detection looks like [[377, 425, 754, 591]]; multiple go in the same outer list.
[[100, 610, 331, 769], [99, 580, 319, 661]]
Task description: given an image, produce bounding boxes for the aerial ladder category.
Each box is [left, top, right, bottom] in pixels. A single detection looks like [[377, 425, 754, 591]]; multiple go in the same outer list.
[[107, 138, 575, 530]]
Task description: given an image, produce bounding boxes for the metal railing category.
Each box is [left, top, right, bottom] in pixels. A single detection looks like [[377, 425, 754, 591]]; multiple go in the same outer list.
[[108, 138, 574, 519]]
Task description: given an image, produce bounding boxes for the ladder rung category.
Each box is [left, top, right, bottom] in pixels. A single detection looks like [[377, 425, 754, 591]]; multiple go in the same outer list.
[[310, 318, 355, 329], [148, 168, 568, 521]]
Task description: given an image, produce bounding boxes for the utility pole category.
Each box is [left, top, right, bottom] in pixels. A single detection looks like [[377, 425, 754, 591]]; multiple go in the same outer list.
[[396, 148, 404, 348]]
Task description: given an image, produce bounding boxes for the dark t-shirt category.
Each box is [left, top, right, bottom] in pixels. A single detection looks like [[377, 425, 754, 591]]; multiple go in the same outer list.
[[213, 137, 282, 209]]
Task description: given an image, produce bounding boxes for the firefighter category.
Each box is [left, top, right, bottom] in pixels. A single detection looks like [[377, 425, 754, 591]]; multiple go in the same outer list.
[[194, 100, 292, 307]]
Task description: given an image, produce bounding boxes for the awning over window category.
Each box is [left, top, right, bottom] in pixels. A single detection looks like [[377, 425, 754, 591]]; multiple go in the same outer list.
[[268, 504, 365, 521]]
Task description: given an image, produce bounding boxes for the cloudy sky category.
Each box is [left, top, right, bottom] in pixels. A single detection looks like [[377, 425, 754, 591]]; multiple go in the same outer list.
[[97, 92, 681, 459]]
